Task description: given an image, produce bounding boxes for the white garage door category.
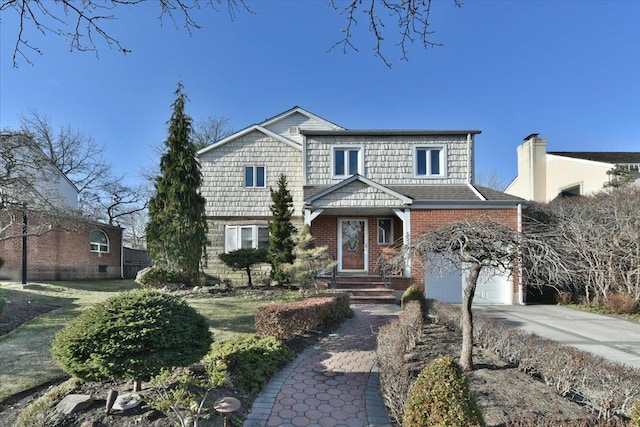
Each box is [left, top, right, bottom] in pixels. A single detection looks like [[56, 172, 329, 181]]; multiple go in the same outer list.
[[424, 264, 510, 305]]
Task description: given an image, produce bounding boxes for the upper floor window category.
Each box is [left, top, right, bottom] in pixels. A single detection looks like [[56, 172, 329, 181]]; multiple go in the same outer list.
[[245, 166, 265, 188], [90, 230, 109, 253], [377, 218, 394, 245], [333, 147, 362, 178], [415, 146, 446, 178], [225, 225, 269, 252]]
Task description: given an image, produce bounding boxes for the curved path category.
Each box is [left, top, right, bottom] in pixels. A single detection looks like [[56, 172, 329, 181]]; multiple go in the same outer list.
[[243, 304, 400, 427]]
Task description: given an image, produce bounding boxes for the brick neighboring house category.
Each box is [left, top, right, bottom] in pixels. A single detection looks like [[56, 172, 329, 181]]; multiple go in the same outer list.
[[198, 107, 525, 304], [0, 132, 123, 281], [506, 133, 640, 202]]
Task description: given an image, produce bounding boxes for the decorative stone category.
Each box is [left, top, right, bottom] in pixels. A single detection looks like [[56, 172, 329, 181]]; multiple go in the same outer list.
[[112, 392, 143, 411], [55, 394, 94, 415], [214, 396, 241, 413]]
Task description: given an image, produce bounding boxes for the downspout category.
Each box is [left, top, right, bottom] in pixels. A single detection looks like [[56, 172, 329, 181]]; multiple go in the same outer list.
[[517, 203, 524, 305]]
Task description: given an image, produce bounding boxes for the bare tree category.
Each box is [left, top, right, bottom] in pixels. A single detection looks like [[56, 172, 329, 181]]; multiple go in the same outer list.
[[193, 115, 233, 150], [119, 210, 148, 249], [2, 0, 461, 67], [80, 177, 149, 226], [527, 187, 640, 303], [389, 217, 568, 371], [474, 169, 507, 191], [329, 0, 463, 66], [19, 110, 111, 194], [0, 132, 81, 241]]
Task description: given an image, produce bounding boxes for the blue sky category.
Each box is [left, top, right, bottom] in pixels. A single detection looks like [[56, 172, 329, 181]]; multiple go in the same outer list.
[[1, 0, 639, 189]]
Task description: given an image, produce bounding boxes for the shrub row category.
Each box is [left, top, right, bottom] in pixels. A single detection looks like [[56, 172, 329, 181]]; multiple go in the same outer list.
[[376, 301, 425, 425], [254, 293, 350, 341], [430, 300, 640, 420], [202, 335, 294, 395]]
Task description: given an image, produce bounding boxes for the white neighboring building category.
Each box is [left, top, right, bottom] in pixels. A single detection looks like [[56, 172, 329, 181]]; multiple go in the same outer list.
[[505, 133, 640, 202]]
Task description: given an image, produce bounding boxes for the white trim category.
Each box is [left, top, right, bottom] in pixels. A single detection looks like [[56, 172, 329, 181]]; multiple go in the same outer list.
[[244, 165, 266, 188], [331, 145, 364, 179], [259, 106, 345, 131], [467, 183, 487, 201], [414, 145, 447, 178], [90, 229, 109, 253], [197, 125, 301, 155], [304, 208, 324, 225], [337, 218, 369, 273], [377, 218, 394, 245], [546, 153, 615, 168], [305, 174, 413, 205], [224, 224, 269, 252], [392, 208, 412, 277], [410, 203, 521, 209]]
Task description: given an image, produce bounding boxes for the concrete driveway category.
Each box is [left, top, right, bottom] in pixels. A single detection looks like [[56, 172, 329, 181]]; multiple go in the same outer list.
[[473, 304, 640, 369]]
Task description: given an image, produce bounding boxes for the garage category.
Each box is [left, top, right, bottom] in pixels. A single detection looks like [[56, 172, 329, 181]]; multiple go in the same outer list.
[[424, 264, 511, 305]]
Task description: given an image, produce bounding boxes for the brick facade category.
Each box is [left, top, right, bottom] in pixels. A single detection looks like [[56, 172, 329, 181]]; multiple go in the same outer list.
[[0, 210, 122, 281]]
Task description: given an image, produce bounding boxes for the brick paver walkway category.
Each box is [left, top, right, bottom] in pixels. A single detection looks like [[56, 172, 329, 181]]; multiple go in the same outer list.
[[243, 304, 400, 427]]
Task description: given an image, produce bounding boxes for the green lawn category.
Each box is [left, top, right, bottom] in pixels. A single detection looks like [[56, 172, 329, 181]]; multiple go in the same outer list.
[[0, 281, 299, 402]]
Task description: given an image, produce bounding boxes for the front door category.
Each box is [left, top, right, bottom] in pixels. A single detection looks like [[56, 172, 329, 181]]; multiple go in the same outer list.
[[338, 219, 368, 272]]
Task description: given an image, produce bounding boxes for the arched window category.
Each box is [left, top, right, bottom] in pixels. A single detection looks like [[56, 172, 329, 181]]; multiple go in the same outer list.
[[90, 230, 109, 253]]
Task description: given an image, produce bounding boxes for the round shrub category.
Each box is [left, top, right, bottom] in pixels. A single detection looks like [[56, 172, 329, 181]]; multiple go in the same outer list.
[[403, 356, 485, 427], [51, 290, 212, 383], [135, 266, 179, 289], [401, 283, 429, 319]]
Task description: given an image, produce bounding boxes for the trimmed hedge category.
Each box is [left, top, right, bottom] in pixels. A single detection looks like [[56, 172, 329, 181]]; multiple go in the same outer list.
[[202, 335, 294, 394], [255, 293, 350, 340], [403, 356, 484, 427], [430, 300, 640, 419], [135, 266, 180, 289], [51, 290, 212, 383], [401, 283, 429, 319]]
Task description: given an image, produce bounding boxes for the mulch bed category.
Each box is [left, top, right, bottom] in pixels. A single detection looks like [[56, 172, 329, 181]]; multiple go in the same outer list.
[[0, 301, 60, 337]]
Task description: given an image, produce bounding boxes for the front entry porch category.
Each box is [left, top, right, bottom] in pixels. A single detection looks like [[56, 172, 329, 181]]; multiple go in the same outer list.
[[318, 273, 411, 304]]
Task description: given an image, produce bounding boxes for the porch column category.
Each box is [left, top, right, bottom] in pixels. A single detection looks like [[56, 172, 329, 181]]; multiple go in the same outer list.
[[304, 208, 324, 225], [392, 208, 411, 277]]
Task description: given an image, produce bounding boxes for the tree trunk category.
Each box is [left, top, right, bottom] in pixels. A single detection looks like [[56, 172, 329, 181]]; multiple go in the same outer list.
[[246, 267, 253, 287], [460, 264, 481, 371], [133, 380, 142, 392]]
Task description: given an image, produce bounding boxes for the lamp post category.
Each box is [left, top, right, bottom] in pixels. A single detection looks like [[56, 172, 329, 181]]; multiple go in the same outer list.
[[21, 204, 28, 285]]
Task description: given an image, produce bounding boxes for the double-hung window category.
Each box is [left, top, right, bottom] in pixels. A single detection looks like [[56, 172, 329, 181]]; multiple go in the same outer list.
[[377, 218, 394, 245], [245, 166, 266, 188], [415, 146, 446, 178], [333, 147, 362, 178], [225, 225, 269, 252]]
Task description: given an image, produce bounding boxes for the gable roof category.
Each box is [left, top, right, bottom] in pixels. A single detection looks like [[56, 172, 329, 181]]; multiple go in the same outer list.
[[548, 152, 640, 164], [300, 129, 481, 136], [304, 178, 524, 205], [259, 106, 344, 131], [197, 124, 301, 155], [304, 174, 413, 205]]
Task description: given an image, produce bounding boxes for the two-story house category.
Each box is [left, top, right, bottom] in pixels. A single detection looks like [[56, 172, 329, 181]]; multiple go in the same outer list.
[[0, 132, 123, 281], [506, 133, 640, 202], [198, 107, 525, 304]]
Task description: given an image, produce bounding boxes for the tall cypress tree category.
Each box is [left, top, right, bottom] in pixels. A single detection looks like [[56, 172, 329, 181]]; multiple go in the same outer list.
[[146, 83, 207, 283], [268, 174, 296, 285]]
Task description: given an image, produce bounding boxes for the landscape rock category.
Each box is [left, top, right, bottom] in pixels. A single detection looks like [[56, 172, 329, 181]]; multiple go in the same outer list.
[[55, 394, 94, 415], [112, 392, 143, 411]]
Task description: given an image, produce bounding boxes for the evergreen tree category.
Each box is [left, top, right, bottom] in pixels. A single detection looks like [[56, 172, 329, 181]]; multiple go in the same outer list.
[[604, 165, 635, 188], [282, 225, 337, 292], [146, 83, 208, 283], [268, 174, 296, 285]]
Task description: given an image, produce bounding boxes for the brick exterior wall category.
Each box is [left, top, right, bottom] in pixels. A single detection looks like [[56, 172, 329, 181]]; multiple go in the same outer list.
[[0, 211, 122, 281], [310, 208, 520, 298], [410, 208, 520, 294]]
